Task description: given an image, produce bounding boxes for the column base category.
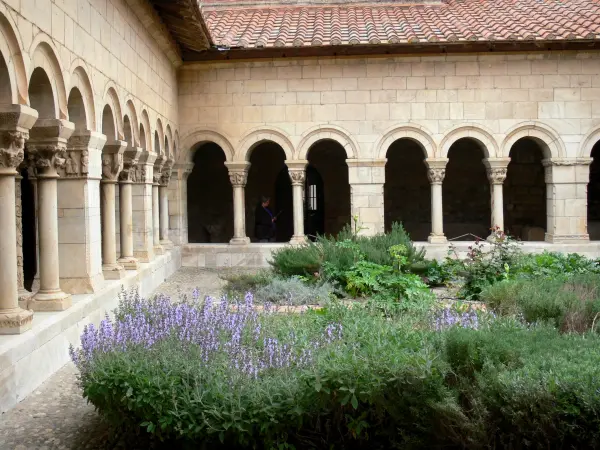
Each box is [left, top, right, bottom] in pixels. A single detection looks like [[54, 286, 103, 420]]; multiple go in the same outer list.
[[230, 237, 250, 245], [103, 263, 127, 280], [289, 235, 307, 245], [118, 257, 140, 270], [18, 289, 33, 310], [29, 290, 72, 312], [0, 307, 34, 335], [428, 234, 447, 244], [59, 274, 105, 294], [154, 245, 165, 256], [134, 251, 154, 263], [544, 233, 590, 244], [160, 239, 173, 249]]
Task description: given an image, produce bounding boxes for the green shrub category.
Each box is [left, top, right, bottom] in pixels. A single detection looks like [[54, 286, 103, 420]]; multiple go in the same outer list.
[[482, 273, 600, 333], [516, 251, 600, 278], [220, 270, 274, 298], [253, 277, 334, 306], [269, 243, 321, 278]]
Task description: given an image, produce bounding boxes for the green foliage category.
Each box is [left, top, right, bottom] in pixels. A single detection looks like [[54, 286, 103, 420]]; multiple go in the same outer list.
[[516, 251, 600, 278], [482, 273, 600, 333], [221, 270, 274, 298], [253, 277, 335, 306], [269, 244, 322, 278]]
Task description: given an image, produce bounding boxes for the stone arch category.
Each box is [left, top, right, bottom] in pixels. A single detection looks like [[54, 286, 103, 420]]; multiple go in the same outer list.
[[579, 125, 600, 158], [374, 124, 436, 160], [180, 127, 235, 163], [165, 124, 173, 159], [502, 122, 565, 159], [297, 125, 360, 160], [102, 83, 123, 140], [0, 6, 27, 104], [235, 126, 294, 162], [68, 63, 96, 131], [28, 37, 68, 119], [140, 109, 151, 151], [124, 99, 139, 146], [174, 131, 180, 161], [439, 123, 499, 159], [155, 118, 165, 154]]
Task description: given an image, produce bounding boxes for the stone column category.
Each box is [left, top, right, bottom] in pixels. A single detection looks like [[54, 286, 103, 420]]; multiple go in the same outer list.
[[117, 147, 141, 270], [286, 160, 307, 244], [131, 152, 156, 261], [425, 158, 448, 244], [484, 158, 510, 237], [152, 156, 165, 255], [225, 162, 251, 245], [26, 119, 75, 311], [543, 158, 592, 243], [101, 142, 126, 279], [169, 163, 193, 245], [0, 105, 37, 333], [348, 159, 386, 236], [159, 159, 173, 248], [56, 131, 107, 293], [15, 173, 31, 308]]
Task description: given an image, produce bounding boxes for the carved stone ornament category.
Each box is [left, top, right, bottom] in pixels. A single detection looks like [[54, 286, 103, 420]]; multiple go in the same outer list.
[[26, 143, 68, 175], [0, 130, 28, 170], [427, 168, 445, 184], [160, 166, 173, 186], [0, 309, 33, 329], [102, 153, 123, 181], [288, 170, 305, 185], [124, 164, 146, 183], [229, 170, 248, 187], [153, 164, 163, 184], [487, 168, 507, 185]]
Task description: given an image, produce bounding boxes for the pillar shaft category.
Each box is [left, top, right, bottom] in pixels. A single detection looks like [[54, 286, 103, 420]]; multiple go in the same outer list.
[[159, 185, 170, 244], [15, 174, 30, 307], [226, 162, 251, 245], [117, 148, 141, 269], [426, 159, 448, 244], [27, 119, 75, 311], [152, 184, 163, 254], [484, 158, 510, 238], [287, 164, 307, 244]]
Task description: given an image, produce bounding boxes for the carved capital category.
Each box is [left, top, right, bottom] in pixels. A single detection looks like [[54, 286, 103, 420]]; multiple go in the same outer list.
[[0, 130, 28, 171], [153, 159, 165, 184], [26, 142, 68, 176], [120, 148, 142, 182], [487, 168, 507, 185], [288, 169, 305, 186], [229, 170, 248, 187], [160, 160, 173, 186], [102, 152, 123, 181], [427, 168, 445, 184]]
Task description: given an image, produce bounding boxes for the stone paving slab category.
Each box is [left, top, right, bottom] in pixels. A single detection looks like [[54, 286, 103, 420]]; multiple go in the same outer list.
[[0, 268, 235, 450]]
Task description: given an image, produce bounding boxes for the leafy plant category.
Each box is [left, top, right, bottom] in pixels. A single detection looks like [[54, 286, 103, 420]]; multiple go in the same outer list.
[[254, 277, 335, 306]]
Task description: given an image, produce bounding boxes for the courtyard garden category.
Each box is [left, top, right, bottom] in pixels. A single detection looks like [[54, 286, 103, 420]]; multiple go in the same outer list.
[[70, 223, 600, 449]]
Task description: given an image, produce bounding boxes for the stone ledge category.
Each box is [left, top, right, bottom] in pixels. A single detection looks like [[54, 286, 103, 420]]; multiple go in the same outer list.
[[0, 247, 182, 415]]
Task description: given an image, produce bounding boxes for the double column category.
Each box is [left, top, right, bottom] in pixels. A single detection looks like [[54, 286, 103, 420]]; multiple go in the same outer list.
[[286, 160, 307, 244], [426, 159, 448, 243], [159, 159, 174, 248], [0, 105, 37, 333], [26, 119, 75, 311], [152, 156, 165, 255], [225, 162, 251, 245], [483, 158, 510, 238], [101, 142, 127, 279], [117, 147, 141, 270]]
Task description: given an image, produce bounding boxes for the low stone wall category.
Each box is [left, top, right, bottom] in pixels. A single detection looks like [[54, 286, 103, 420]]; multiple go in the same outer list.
[[0, 248, 181, 415], [182, 241, 600, 269]]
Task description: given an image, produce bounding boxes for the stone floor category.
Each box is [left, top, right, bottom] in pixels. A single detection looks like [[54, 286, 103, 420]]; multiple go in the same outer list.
[[0, 268, 233, 450]]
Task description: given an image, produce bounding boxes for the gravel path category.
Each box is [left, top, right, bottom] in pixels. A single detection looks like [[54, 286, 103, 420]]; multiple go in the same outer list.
[[0, 268, 238, 450]]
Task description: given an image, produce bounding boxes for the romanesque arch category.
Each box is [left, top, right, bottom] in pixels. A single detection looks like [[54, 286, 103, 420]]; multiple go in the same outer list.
[[68, 64, 96, 131], [140, 109, 152, 151], [124, 99, 139, 147], [0, 6, 28, 104], [579, 125, 600, 159], [374, 124, 436, 160], [236, 126, 294, 162], [102, 84, 123, 141], [501, 122, 565, 159], [297, 125, 360, 160], [155, 118, 165, 155], [583, 126, 600, 240], [180, 127, 235, 163], [165, 125, 173, 159], [28, 37, 68, 119], [439, 123, 499, 159]]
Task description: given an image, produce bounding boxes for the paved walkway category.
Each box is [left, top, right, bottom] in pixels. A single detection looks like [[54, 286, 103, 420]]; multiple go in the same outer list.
[[0, 269, 231, 450]]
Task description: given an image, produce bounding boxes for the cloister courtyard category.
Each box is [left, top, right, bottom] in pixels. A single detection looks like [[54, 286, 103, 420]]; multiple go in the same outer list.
[[1, 0, 600, 446]]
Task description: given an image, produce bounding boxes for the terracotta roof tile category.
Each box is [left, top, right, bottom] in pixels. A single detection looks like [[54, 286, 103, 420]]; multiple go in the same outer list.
[[202, 0, 600, 48]]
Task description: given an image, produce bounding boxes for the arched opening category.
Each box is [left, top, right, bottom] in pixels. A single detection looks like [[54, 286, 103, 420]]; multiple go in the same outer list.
[[67, 88, 86, 130], [0, 52, 12, 105], [154, 131, 160, 154], [102, 105, 116, 140], [384, 139, 430, 240], [187, 143, 233, 243], [100, 105, 117, 264], [123, 115, 133, 146], [165, 136, 170, 159], [29, 68, 56, 119], [589, 142, 600, 240], [444, 138, 491, 240], [245, 142, 292, 242], [504, 138, 547, 240], [306, 140, 350, 237], [139, 124, 147, 151]]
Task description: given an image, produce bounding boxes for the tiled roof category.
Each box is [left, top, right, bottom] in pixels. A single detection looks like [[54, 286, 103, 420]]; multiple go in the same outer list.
[[201, 0, 600, 49]]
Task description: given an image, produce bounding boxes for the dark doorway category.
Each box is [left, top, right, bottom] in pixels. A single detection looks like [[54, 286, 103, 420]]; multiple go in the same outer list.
[[245, 142, 292, 242], [443, 138, 491, 240], [589, 142, 600, 240], [21, 168, 37, 291], [384, 139, 430, 240], [304, 165, 325, 239], [187, 143, 233, 243], [505, 138, 547, 240], [307, 141, 350, 236]]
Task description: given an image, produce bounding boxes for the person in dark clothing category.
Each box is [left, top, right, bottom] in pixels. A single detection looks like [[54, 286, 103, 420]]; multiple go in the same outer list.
[[255, 196, 276, 242]]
